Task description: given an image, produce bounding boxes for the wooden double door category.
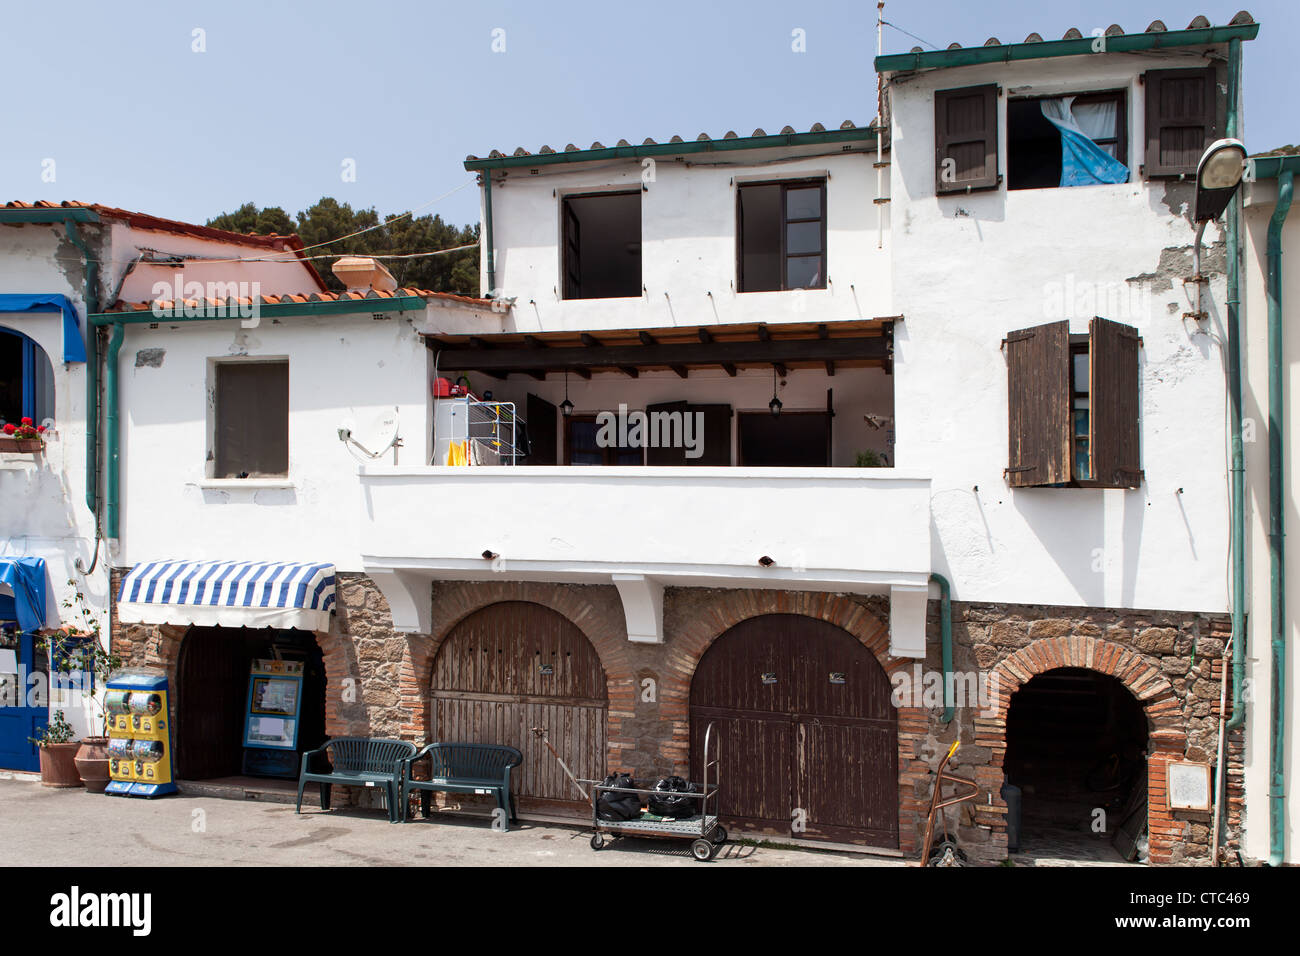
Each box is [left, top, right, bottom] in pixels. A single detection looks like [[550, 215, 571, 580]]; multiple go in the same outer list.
[[690, 614, 898, 847], [430, 602, 607, 814]]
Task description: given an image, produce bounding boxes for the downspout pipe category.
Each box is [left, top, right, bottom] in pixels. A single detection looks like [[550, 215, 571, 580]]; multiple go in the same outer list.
[[482, 172, 496, 297], [932, 572, 955, 723], [1226, 36, 1248, 733], [104, 322, 124, 542], [1266, 169, 1293, 867]]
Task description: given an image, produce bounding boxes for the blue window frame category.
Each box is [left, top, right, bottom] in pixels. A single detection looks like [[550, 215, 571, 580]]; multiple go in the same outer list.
[[0, 327, 54, 426]]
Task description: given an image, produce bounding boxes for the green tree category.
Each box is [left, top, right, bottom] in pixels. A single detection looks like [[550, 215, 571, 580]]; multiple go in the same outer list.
[[206, 198, 480, 295]]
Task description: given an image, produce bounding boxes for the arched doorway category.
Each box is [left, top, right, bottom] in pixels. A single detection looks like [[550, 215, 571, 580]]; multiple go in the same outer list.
[[1004, 667, 1149, 860], [430, 601, 607, 815], [175, 627, 326, 780], [689, 614, 898, 847]]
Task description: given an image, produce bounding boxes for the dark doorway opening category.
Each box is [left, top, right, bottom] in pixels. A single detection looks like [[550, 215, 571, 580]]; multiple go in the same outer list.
[[175, 627, 326, 780], [1004, 667, 1148, 862]]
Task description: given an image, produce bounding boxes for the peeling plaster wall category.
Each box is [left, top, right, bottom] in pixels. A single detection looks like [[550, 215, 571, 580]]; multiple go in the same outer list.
[[887, 51, 1233, 615], [0, 224, 108, 737], [1241, 178, 1300, 864]]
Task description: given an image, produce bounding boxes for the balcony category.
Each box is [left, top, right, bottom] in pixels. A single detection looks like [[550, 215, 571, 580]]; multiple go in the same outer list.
[[358, 464, 933, 655]]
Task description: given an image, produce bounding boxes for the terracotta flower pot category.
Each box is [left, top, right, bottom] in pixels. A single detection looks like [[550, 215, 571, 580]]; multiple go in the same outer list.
[[75, 737, 111, 793], [39, 742, 83, 788]]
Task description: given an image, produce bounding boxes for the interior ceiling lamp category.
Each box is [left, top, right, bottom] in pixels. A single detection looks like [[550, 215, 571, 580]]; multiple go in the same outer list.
[[560, 370, 574, 418], [769, 366, 783, 417]]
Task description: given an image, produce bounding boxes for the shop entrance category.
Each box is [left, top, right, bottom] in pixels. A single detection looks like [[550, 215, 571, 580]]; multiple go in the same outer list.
[[1003, 667, 1149, 862], [174, 627, 326, 780], [689, 614, 898, 847]]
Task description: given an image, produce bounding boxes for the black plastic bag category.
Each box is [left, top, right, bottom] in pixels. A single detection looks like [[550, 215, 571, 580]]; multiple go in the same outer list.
[[648, 775, 700, 818], [597, 773, 642, 821]]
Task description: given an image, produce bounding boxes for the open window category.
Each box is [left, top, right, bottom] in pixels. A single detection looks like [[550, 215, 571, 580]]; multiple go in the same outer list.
[[213, 360, 289, 478], [1004, 318, 1141, 488], [0, 328, 55, 428], [737, 179, 826, 292], [561, 191, 642, 299], [1143, 67, 1221, 178], [1008, 92, 1129, 190]]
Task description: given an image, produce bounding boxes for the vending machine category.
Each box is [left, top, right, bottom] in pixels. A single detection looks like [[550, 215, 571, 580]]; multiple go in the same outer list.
[[242, 659, 304, 778], [105, 669, 177, 797]]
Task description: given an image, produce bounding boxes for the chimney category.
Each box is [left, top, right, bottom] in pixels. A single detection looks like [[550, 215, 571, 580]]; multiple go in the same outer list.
[[331, 256, 398, 293]]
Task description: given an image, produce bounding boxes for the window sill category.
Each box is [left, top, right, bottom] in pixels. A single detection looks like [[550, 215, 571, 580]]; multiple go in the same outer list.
[[194, 478, 295, 490]]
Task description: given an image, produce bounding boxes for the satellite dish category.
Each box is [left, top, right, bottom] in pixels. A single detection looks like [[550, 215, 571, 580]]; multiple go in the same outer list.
[[338, 407, 400, 460]]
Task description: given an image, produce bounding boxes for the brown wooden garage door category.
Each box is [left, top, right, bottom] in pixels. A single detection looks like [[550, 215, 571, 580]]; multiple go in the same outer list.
[[431, 602, 607, 814], [690, 614, 898, 847]]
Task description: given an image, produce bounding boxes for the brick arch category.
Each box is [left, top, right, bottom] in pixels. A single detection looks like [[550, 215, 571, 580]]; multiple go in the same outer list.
[[661, 589, 928, 854], [980, 635, 1187, 865], [398, 581, 634, 750]]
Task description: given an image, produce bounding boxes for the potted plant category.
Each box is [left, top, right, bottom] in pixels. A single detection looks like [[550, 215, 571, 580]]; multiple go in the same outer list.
[[0, 417, 47, 453], [854, 449, 888, 467], [37, 580, 121, 793], [29, 711, 82, 788]]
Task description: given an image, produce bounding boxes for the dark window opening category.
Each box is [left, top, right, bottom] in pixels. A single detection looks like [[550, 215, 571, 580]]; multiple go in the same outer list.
[[738, 180, 826, 292], [0, 328, 55, 427], [1008, 92, 1128, 191], [738, 411, 830, 466], [561, 191, 642, 299], [564, 414, 643, 466], [1071, 342, 1092, 482], [214, 361, 289, 478]]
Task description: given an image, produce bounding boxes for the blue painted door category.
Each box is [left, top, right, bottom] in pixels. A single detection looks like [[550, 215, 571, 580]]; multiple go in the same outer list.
[[0, 628, 45, 771]]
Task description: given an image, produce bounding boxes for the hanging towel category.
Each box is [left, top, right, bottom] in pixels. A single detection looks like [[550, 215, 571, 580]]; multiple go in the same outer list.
[[1040, 97, 1130, 187]]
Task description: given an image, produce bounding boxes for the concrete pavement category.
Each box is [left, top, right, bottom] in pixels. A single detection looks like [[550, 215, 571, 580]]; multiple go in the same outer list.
[[0, 778, 903, 867]]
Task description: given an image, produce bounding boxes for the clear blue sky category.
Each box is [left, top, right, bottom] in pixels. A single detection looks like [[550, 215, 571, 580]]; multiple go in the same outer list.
[[1, 1, 1293, 230]]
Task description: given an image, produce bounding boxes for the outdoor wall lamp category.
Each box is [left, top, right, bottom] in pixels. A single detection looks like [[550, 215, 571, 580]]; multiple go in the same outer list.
[[1194, 138, 1248, 224], [560, 370, 574, 418], [1187, 138, 1248, 321], [482, 550, 499, 561], [758, 555, 775, 568]]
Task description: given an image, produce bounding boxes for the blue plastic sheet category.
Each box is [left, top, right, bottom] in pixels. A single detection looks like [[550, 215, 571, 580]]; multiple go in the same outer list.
[[0, 556, 48, 633], [0, 293, 87, 363]]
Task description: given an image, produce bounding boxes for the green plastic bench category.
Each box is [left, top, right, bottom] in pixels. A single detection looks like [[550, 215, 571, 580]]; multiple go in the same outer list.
[[296, 737, 418, 824], [400, 743, 524, 829]]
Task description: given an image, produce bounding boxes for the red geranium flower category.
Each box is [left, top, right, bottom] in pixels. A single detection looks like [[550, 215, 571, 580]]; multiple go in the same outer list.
[[37, 425, 46, 433], [20, 417, 33, 426], [2, 423, 14, 435]]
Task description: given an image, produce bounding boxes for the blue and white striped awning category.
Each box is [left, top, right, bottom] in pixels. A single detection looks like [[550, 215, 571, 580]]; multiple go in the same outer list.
[[117, 560, 336, 632]]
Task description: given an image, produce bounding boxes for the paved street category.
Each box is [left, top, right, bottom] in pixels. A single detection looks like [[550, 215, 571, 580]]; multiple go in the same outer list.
[[0, 778, 902, 867]]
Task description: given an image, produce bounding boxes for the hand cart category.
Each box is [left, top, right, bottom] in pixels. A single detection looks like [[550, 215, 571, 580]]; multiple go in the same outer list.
[[919, 740, 980, 866], [583, 721, 726, 861]]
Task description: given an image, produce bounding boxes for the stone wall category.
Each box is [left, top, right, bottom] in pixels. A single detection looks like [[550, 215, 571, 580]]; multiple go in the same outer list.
[[107, 568, 1245, 864]]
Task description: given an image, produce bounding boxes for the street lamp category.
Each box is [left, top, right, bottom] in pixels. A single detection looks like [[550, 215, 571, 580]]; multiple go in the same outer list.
[[1189, 138, 1248, 321]]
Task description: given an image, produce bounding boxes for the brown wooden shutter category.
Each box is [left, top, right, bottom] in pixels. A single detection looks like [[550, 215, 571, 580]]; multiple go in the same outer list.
[[525, 393, 557, 465], [215, 361, 288, 477], [1089, 317, 1142, 488], [1005, 321, 1070, 487], [1144, 67, 1219, 178], [935, 84, 999, 194], [645, 401, 687, 465]]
